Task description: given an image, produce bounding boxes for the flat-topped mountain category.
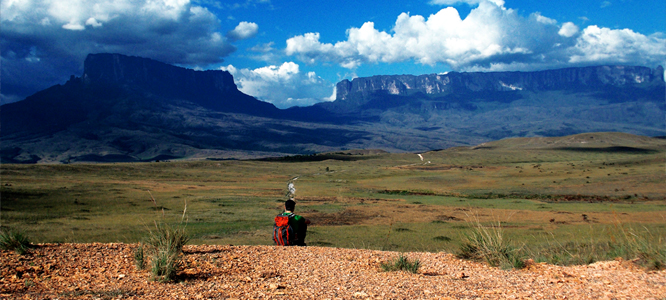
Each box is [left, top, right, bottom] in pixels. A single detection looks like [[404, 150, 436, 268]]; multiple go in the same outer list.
[[1, 53, 664, 163], [81, 53, 280, 116], [2, 54, 283, 136], [325, 65, 664, 113]]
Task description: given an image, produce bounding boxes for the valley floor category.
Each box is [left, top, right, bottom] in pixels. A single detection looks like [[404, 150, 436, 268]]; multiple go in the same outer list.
[[2, 243, 665, 299]]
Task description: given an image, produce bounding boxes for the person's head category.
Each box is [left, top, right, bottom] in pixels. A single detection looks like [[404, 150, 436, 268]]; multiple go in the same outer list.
[[285, 199, 296, 212]]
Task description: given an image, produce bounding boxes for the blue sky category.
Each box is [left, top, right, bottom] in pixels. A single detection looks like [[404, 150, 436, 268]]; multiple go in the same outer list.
[[2, 0, 665, 108]]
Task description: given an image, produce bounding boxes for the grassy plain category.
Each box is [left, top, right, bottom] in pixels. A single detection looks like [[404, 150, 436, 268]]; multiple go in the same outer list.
[[1, 132, 665, 264]]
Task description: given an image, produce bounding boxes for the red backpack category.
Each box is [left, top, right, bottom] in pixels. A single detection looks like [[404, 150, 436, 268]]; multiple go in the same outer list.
[[273, 213, 297, 246]]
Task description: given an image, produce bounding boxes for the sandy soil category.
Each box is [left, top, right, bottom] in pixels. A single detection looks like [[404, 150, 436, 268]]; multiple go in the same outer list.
[[2, 243, 665, 299]]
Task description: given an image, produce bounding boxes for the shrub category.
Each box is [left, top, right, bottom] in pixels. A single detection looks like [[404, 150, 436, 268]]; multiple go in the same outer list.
[[0, 228, 33, 255], [381, 254, 421, 273]]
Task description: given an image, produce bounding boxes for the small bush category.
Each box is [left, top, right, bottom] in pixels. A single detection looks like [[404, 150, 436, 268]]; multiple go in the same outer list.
[[0, 229, 33, 255], [381, 254, 420, 273]]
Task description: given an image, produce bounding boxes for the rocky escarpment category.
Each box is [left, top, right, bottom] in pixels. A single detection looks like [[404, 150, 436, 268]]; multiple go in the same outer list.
[[1, 54, 281, 135], [334, 65, 665, 107], [81, 53, 279, 115], [84, 53, 236, 96]]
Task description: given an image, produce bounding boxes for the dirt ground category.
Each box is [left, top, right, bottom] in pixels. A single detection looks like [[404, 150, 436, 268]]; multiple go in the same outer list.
[[2, 243, 665, 299]]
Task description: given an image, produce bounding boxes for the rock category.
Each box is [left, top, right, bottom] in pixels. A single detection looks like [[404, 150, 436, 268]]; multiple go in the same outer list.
[[524, 259, 536, 268]]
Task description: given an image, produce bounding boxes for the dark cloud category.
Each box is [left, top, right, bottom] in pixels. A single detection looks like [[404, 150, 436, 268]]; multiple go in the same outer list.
[[1, 0, 238, 102]]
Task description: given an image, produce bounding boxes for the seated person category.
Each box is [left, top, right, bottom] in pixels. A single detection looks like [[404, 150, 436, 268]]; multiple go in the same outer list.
[[274, 199, 310, 246]]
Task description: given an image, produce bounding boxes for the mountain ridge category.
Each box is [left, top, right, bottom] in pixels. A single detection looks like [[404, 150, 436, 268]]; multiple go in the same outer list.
[[326, 65, 664, 113], [1, 53, 664, 163], [81, 53, 281, 116]]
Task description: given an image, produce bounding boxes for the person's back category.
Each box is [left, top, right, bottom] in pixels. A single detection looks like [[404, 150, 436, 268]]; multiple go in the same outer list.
[[273, 199, 310, 246]]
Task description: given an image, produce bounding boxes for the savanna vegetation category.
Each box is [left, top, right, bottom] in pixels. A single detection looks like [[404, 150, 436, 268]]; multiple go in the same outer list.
[[1, 133, 665, 269]]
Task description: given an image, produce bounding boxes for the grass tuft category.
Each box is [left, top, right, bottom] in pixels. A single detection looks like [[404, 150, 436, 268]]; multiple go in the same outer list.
[[527, 225, 666, 270], [134, 244, 146, 270], [457, 219, 525, 269], [380, 254, 421, 273], [0, 228, 33, 255], [617, 225, 666, 270], [142, 222, 189, 282], [150, 247, 180, 282], [138, 192, 190, 282]]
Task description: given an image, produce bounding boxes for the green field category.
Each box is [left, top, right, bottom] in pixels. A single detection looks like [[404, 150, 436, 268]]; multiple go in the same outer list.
[[2, 132, 665, 265]]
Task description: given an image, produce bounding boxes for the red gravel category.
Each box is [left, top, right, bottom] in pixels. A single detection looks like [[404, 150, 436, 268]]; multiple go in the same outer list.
[[2, 243, 665, 299]]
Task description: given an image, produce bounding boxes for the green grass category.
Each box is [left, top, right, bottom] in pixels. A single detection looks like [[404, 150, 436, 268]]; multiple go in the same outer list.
[[381, 254, 421, 273], [134, 244, 146, 270], [1, 135, 664, 268], [142, 222, 190, 282], [457, 219, 525, 269], [454, 220, 666, 270], [525, 224, 666, 269], [0, 228, 33, 255]]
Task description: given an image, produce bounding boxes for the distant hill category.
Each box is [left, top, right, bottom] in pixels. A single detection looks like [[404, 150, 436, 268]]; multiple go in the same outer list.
[[1, 53, 664, 163], [464, 132, 666, 151]]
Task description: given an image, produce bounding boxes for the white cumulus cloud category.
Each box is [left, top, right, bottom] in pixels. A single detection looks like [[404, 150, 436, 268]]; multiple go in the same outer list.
[[568, 26, 666, 65], [221, 62, 334, 108], [226, 21, 259, 41], [558, 22, 579, 37], [429, 0, 505, 7], [286, 1, 665, 72]]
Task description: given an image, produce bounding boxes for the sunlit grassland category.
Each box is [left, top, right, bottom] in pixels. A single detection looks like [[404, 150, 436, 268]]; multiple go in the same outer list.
[[1, 133, 665, 266]]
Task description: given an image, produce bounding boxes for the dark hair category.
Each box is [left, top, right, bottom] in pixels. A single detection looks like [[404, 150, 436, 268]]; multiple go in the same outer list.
[[285, 199, 296, 211]]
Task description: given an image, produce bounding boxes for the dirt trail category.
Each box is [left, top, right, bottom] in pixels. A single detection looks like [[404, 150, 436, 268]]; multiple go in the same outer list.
[[2, 243, 665, 299]]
